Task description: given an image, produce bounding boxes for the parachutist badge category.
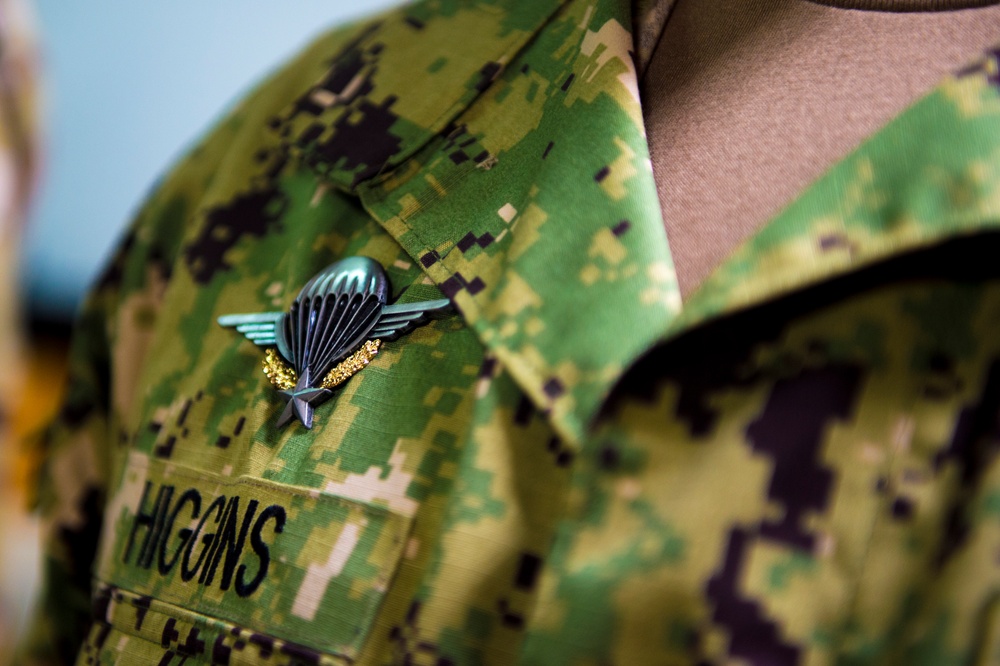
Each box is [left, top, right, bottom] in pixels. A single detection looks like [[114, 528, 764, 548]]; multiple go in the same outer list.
[[219, 257, 451, 428]]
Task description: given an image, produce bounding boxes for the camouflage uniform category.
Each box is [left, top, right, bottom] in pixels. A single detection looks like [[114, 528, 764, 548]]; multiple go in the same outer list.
[[18, 0, 1000, 663]]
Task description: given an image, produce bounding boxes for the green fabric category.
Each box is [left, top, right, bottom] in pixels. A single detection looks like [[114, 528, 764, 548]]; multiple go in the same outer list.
[[17, 0, 1000, 663], [97, 453, 411, 658]]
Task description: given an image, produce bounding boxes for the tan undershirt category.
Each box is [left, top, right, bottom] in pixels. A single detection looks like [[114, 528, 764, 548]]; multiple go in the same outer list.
[[641, 0, 1000, 296]]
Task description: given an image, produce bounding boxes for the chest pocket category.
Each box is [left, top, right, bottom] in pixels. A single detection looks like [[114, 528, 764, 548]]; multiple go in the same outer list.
[[90, 451, 412, 663]]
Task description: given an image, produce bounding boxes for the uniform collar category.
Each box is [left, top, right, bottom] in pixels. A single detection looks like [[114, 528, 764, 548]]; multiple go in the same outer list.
[[276, 0, 571, 191], [275, 0, 670, 190], [277, 0, 1000, 447]]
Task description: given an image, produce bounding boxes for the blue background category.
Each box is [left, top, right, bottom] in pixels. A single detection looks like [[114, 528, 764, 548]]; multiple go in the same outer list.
[[22, 1, 400, 318]]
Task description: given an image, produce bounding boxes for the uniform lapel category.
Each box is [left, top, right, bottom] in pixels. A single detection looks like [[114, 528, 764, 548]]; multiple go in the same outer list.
[[287, 0, 1000, 450], [358, 0, 678, 447]]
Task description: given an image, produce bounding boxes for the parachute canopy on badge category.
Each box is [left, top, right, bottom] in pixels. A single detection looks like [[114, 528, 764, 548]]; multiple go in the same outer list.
[[219, 256, 451, 428]]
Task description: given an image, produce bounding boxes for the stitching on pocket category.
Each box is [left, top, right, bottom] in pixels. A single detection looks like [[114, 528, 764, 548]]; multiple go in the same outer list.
[[90, 582, 351, 665]]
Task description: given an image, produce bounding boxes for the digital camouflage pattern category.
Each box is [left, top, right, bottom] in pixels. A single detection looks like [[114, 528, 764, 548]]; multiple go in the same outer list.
[[17, 0, 1000, 663]]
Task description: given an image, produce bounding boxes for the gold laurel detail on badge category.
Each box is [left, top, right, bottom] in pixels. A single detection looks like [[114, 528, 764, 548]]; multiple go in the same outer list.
[[263, 348, 297, 390], [261, 342, 382, 391], [321, 339, 381, 389]]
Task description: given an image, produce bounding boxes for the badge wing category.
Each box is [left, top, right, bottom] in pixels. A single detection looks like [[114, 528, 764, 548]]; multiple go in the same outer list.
[[217, 312, 284, 346], [219, 298, 450, 347], [369, 298, 451, 340]]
